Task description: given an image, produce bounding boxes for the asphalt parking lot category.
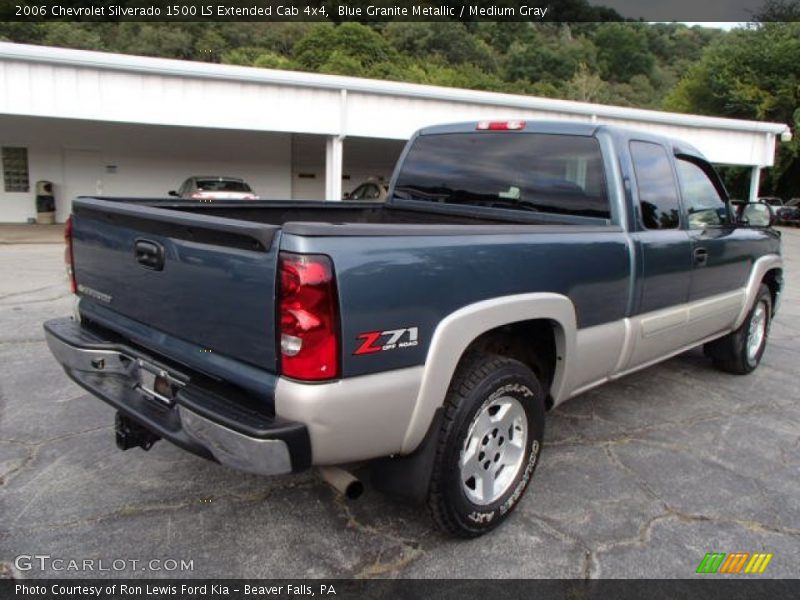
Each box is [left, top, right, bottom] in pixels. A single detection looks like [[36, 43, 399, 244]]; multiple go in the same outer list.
[[1, 226, 798, 579]]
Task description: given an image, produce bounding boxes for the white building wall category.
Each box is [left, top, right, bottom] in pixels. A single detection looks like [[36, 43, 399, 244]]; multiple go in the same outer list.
[[0, 43, 787, 169], [0, 116, 292, 222], [0, 43, 791, 222], [1, 56, 777, 168], [1, 144, 62, 223], [291, 134, 404, 200], [0, 59, 342, 136], [290, 134, 325, 200]]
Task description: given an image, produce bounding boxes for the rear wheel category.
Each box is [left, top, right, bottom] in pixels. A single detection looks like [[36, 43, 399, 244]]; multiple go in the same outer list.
[[427, 353, 545, 537], [708, 283, 772, 375]]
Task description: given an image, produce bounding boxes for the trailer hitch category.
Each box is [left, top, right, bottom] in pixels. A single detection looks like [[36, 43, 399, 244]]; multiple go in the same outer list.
[[115, 412, 160, 451]]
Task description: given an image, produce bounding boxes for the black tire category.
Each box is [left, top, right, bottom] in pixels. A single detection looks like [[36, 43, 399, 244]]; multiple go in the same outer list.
[[427, 352, 545, 537], [708, 283, 772, 375]]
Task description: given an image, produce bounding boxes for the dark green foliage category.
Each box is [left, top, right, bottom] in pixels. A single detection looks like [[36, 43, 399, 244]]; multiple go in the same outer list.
[[292, 23, 400, 73], [665, 23, 800, 198], [594, 23, 654, 83], [505, 32, 595, 86], [384, 22, 497, 71]]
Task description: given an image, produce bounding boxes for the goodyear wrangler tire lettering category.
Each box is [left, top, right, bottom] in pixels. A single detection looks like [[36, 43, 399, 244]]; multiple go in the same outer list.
[[426, 352, 545, 537], [500, 440, 539, 516]]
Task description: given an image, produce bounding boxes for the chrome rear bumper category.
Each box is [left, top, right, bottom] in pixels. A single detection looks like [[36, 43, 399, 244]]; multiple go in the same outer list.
[[44, 318, 310, 476]]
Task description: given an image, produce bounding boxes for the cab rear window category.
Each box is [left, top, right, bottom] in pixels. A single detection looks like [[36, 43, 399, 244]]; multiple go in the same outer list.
[[393, 133, 610, 219]]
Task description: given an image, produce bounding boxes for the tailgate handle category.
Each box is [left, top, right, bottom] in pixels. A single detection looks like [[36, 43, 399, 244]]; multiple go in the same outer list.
[[134, 239, 165, 271]]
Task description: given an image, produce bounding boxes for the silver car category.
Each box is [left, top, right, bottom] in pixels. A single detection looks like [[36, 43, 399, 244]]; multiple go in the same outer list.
[[169, 176, 258, 200], [344, 179, 388, 201]]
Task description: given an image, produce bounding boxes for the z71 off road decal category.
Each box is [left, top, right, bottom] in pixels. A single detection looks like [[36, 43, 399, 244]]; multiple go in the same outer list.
[[353, 327, 419, 355]]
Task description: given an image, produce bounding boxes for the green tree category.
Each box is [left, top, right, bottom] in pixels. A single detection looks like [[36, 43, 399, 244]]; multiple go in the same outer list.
[[239, 23, 317, 56], [504, 33, 595, 86], [110, 24, 195, 59], [594, 23, 654, 83], [222, 48, 294, 70], [384, 23, 498, 72], [221, 47, 269, 66], [292, 23, 400, 75], [565, 63, 608, 103], [665, 23, 800, 198], [40, 23, 109, 51], [0, 22, 43, 44], [471, 22, 532, 55]]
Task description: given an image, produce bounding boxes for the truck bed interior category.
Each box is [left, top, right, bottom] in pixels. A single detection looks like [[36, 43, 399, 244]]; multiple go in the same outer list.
[[158, 199, 517, 225]]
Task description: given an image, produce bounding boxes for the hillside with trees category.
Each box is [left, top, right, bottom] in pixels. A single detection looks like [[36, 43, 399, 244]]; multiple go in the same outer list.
[[664, 22, 800, 200], [1, 21, 797, 197]]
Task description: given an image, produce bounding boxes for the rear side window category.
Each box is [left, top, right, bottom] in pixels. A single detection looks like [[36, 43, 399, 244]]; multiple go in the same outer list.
[[630, 141, 680, 229], [393, 133, 610, 219]]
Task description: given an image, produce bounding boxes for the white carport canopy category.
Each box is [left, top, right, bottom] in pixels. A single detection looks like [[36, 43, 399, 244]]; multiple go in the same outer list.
[[0, 42, 791, 202]]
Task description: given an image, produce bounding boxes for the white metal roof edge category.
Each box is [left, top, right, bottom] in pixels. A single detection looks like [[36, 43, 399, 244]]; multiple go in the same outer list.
[[0, 42, 790, 136]]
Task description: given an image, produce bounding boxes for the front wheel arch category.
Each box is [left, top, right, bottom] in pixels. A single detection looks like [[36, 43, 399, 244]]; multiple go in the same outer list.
[[707, 283, 772, 375]]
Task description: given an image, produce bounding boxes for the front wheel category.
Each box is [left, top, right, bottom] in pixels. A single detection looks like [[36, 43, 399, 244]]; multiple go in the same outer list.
[[427, 353, 545, 537], [708, 283, 772, 375]]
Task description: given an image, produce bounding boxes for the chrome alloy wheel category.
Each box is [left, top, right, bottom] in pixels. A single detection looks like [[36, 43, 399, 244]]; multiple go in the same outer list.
[[460, 395, 528, 506], [747, 300, 768, 362]]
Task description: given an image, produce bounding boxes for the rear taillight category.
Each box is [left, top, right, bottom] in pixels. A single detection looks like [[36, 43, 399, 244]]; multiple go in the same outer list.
[[278, 252, 339, 381], [64, 216, 77, 294]]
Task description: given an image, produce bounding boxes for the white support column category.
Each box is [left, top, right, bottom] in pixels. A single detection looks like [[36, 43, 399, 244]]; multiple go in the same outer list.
[[325, 135, 343, 201], [749, 165, 761, 202]]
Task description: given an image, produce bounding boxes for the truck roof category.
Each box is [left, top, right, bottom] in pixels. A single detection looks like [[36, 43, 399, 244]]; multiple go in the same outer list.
[[418, 120, 599, 137], [417, 120, 706, 161]]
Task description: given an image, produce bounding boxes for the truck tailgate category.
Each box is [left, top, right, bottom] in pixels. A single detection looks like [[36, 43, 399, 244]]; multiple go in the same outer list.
[[71, 198, 281, 372]]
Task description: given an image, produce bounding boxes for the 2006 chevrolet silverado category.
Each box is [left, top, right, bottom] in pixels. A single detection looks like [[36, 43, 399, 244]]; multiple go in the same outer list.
[[45, 121, 783, 537]]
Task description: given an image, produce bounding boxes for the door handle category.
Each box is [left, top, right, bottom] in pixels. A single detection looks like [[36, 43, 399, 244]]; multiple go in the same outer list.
[[693, 247, 708, 266]]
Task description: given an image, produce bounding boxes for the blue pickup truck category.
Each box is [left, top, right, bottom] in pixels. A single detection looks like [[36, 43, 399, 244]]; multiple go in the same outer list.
[[45, 121, 783, 537]]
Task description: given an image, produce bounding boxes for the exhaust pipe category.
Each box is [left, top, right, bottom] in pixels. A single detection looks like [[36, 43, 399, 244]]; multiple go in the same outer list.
[[318, 466, 364, 500]]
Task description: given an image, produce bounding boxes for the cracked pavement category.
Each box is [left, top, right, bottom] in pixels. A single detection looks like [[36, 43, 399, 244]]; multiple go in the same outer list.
[[0, 229, 798, 579]]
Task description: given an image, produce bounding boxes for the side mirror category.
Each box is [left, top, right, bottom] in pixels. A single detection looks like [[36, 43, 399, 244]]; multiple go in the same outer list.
[[739, 202, 774, 227], [168, 190, 179, 197], [343, 192, 351, 200]]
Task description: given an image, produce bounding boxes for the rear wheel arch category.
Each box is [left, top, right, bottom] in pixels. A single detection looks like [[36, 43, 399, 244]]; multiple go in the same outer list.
[[400, 293, 576, 454], [463, 319, 560, 409]]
